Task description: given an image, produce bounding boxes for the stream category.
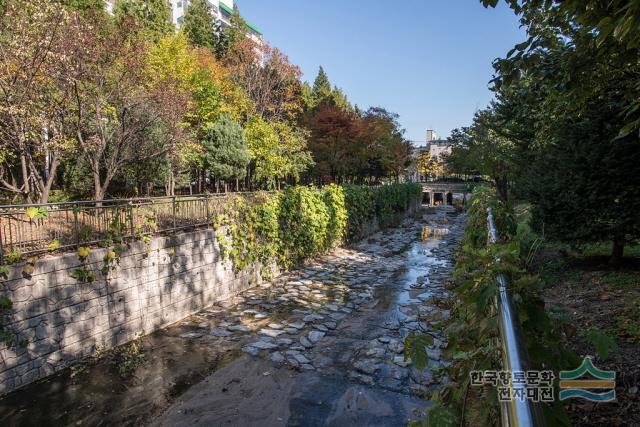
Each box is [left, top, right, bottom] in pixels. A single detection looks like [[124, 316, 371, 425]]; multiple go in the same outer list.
[[0, 206, 465, 427]]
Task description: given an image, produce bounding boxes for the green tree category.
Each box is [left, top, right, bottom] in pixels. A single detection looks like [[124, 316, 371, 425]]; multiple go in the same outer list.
[[202, 116, 250, 191], [114, 0, 173, 41], [521, 97, 640, 266], [308, 66, 352, 112], [245, 116, 281, 187], [58, 0, 107, 11], [311, 66, 331, 101], [245, 117, 313, 189], [182, 0, 215, 49], [445, 108, 514, 201], [216, 6, 247, 58]]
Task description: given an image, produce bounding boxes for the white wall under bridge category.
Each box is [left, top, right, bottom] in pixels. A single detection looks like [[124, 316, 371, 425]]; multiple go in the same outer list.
[[421, 183, 470, 207]]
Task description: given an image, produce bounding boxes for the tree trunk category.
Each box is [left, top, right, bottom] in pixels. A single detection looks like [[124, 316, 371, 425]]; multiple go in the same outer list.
[[20, 153, 32, 203], [93, 169, 103, 202], [36, 152, 60, 204], [495, 175, 508, 202], [610, 233, 625, 267]]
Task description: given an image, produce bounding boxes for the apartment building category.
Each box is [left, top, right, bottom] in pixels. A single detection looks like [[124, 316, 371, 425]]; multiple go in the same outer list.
[[171, 0, 263, 42]]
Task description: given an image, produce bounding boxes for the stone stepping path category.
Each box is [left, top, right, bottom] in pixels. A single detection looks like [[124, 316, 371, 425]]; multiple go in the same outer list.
[[174, 207, 465, 398]]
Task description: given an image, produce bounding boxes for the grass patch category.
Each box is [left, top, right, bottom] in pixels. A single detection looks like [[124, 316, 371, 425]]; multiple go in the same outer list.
[[613, 297, 640, 342], [537, 256, 581, 287], [603, 271, 640, 288], [578, 242, 640, 258]]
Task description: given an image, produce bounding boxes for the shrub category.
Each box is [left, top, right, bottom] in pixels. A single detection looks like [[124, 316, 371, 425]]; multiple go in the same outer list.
[[216, 183, 421, 271], [322, 184, 347, 249], [342, 184, 375, 241], [278, 186, 329, 265], [215, 192, 282, 272], [374, 183, 422, 228]]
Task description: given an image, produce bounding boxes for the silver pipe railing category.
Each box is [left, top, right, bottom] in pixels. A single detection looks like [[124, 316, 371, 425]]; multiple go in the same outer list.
[[487, 207, 545, 427]]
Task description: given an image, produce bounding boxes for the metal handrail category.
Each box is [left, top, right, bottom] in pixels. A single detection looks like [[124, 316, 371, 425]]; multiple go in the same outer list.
[[487, 207, 545, 427]]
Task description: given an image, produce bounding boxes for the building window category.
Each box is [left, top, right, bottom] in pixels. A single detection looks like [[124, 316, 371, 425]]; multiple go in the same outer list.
[[177, 16, 184, 25], [177, 1, 182, 8]]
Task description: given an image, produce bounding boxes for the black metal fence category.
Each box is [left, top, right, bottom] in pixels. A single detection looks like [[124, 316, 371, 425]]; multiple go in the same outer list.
[[0, 193, 263, 261]]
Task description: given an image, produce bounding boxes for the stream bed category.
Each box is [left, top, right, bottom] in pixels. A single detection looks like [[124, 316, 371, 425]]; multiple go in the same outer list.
[[0, 206, 465, 427]]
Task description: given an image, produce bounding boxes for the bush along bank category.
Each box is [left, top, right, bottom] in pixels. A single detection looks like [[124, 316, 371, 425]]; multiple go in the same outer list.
[[213, 183, 422, 272], [406, 186, 578, 427]]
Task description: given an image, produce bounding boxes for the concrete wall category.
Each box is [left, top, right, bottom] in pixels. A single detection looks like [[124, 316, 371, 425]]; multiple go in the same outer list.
[[0, 200, 420, 396]]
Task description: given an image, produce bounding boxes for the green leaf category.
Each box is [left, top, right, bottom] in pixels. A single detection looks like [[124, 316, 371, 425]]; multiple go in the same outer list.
[[586, 329, 618, 360], [426, 403, 459, 427], [0, 296, 12, 310], [404, 331, 434, 371], [25, 207, 48, 220], [46, 240, 61, 251]]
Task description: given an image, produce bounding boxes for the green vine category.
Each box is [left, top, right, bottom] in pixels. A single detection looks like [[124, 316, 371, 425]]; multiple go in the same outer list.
[[0, 261, 26, 348], [214, 184, 421, 273]]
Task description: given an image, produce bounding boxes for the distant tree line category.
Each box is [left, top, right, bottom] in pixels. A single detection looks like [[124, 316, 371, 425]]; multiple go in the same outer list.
[[0, 0, 413, 204]]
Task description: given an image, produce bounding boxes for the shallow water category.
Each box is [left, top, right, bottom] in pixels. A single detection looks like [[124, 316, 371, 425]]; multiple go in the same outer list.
[[0, 327, 240, 426]]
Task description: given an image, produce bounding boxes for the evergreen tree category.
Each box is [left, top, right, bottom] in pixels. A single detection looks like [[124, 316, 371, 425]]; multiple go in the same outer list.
[[114, 0, 173, 41], [311, 66, 331, 101], [309, 66, 352, 111], [215, 6, 247, 58], [202, 116, 251, 186], [182, 0, 215, 49]]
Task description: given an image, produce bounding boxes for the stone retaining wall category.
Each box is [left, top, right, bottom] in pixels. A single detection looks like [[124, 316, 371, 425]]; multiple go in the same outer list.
[[0, 228, 273, 396], [0, 201, 419, 396]]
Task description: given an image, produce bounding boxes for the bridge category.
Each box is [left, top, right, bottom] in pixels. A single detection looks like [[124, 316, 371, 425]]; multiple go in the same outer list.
[[419, 182, 472, 206]]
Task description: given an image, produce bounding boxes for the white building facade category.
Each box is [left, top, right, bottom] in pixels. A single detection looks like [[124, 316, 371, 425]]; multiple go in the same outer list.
[[170, 0, 263, 43]]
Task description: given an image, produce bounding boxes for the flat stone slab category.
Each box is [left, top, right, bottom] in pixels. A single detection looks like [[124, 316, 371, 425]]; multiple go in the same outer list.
[[227, 325, 252, 333], [179, 333, 204, 339], [307, 331, 325, 343], [259, 328, 285, 338], [249, 340, 279, 350], [210, 328, 232, 337]]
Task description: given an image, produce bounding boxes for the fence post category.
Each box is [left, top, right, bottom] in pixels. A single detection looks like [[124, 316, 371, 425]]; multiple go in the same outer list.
[[172, 196, 177, 232], [0, 222, 4, 264], [205, 194, 210, 223], [73, 205, 80, 248], [128, 204, 134, 240]]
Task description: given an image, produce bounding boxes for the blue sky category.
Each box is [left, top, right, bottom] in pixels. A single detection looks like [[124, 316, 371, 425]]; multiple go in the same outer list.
[[237, 0, 525, 144]]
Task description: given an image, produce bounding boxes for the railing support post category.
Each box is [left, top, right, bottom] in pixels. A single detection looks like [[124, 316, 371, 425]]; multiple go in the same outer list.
[[73, 206, 79, 248], [172, 196, 177, 232], [205, 194, 210, 222]]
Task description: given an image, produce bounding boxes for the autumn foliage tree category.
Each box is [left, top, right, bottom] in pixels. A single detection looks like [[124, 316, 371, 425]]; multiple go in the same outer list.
[[0, 0, 70, 203], [65, 11, 190, 201]]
